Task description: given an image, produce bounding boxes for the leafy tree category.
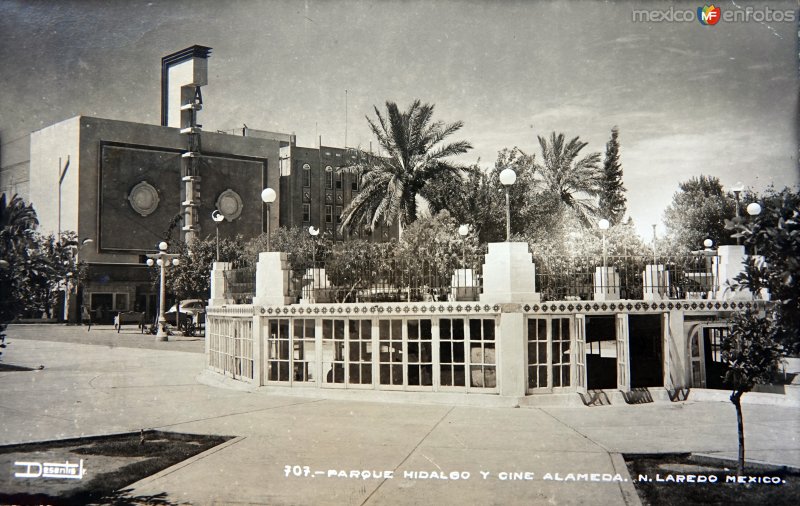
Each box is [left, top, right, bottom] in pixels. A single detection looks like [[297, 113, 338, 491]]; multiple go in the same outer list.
[[163, 235, 246, 302], [325, 240, 394, 302], [533, 132, 603, 228], [246, 227, 332, 271], [727, 186, 800, 354], [722, 310, 783, 476], [395, 211, 483, 291], [662, 175, 737, 255], [598, 126, 627, 225], [719, 186, 798, 475], [0, 195, 56, 356], [339, 100, 472, 235]]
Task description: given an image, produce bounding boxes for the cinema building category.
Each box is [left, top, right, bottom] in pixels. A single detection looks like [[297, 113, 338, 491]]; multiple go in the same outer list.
[[19, 46, 392, 323], [202, 241, 769, 406]]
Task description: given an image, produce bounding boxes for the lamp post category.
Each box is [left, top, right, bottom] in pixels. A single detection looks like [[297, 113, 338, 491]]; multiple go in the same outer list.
[[145, 241, 180, 341], [598, 219, 610, 268], [458, 224, 469, 266], [261, 187, 277, 251], [64, 237, 93, 323], [308, 226, 320, 265], [746, 202, 762, 254], [731, 181, 744, 245], [211, 210, 225, 261], [499, 168, 516, 242]]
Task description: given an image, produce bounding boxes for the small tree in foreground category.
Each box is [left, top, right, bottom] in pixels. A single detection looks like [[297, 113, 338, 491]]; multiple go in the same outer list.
[[722, 310, 783, 476]]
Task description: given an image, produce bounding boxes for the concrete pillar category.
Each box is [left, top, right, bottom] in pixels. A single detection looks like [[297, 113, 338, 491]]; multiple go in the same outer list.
[[253, 252, 293, 306], [497, 310, 527, 399], [208, 261, 232, 306], [479, 242, 540, 303], [714, 245, 750, 300], [593, 266, 620, 301], [252, 314, 264, 386], [642, 264, 668, 301]]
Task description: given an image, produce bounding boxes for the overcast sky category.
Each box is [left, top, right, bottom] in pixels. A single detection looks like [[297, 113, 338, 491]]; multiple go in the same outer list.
[[1, 0, 797, 239]]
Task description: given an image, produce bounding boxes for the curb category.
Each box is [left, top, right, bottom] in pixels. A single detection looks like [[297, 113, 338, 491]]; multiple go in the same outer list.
[[610, 453, 642, 506], [123, 435, 247, 491], [690, 453, 800, 473]]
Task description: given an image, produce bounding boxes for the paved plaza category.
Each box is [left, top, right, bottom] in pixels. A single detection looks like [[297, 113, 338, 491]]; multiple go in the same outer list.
[[1, 324, 798, 505]]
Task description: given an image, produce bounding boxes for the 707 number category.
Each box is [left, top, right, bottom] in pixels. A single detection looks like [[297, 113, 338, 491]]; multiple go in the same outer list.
[[285, 465, 311, 477]]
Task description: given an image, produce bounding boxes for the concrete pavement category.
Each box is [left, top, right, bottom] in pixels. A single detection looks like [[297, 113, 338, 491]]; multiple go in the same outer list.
[[1, 325, 798, 505]]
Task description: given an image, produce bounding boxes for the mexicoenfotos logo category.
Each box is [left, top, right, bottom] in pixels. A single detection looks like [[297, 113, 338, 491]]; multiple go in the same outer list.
[[697, 5, 721, 25], [632, 4, 796, 23]]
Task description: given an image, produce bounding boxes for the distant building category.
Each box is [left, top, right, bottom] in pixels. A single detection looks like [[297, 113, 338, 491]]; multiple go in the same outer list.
[[11, 45, 394, 323]]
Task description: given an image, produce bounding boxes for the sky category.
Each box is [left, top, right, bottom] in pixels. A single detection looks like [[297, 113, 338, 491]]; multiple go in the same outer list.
[[1, 0, 797, 239]]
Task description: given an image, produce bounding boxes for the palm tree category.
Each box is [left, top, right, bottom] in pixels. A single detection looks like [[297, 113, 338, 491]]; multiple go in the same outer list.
[[534, 132, 602, 227], [339, 100, 472, 235]]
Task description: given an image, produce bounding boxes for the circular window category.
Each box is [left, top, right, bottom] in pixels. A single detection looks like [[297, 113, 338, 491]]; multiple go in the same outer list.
[[128, 181, 160, 217], [215, 189, 244, 221]]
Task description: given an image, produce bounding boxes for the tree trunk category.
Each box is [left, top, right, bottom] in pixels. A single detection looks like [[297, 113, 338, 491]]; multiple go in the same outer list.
[[731, 390, 745, 476]]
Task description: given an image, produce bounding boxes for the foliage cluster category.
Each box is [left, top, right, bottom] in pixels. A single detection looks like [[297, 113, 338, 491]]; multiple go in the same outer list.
[[0, 195, 85, 357]]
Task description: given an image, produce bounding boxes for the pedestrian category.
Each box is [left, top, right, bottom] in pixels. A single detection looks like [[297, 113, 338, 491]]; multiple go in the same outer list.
[[81, 305, 92, 331], [114, 312, 122, 333]]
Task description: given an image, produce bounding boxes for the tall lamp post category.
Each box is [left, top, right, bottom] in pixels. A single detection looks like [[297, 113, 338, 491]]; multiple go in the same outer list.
[[145, 241, 180, 341], [261, 187, 277, 251], [598, 219, 610, 269], [499, 168, 516, 242], [746, 202, 762, 255], [731, 181, 744, 245], [64, 237, 93, 323], [308, 226, 320, 302], [458, 224, 469, 266], [211, 210, 225, 261]]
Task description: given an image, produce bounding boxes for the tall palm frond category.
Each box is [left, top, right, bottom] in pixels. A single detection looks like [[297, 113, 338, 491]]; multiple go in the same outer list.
[[339, 100, 472, 234], [533, 133, 602, 227]]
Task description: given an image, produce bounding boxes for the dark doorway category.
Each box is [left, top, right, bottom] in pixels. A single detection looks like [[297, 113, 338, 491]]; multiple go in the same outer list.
[[90, 293, 113, 324], [629, 314, 663, 388], [703, 326, 730, 389], [585, 315, 617, 389]]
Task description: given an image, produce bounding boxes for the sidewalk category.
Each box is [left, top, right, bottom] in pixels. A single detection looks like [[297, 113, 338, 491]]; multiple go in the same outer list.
[[1, 328, 798, 505]]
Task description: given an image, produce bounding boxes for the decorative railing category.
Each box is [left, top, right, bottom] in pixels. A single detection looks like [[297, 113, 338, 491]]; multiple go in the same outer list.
[[288, 257, 483, 304], [533, 255, 720, 302], [223, 267, 256, 304], [218, 253, 725, 305]]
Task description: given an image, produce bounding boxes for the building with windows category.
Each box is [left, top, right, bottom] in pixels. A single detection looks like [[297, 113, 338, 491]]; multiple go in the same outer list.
[[13, 45, 393, 323]]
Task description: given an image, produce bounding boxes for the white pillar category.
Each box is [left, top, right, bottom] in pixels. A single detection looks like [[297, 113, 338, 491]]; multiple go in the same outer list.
[[714, 245, 750, 300], [208, 261, 232, 306], [497, 311, 526, 398], [642, 264, 668, 301], [593, 266, 620, 301], [253, 252, 294, 306], [479, 242, 540, 303]]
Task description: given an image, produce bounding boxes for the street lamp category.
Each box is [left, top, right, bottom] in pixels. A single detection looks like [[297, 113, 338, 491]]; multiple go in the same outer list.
[[211, 210, 225, 261], [64, 237, 93, 323], [746, 202, 762, 254], [598, 219, 610, 269], [308, 226, 320, 264], [458, 224, 469, 266], [499, 168, 516, 242], [261, 187, 277, 251], [145, 241, 180, 341], [731, 181, 744, 245]]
